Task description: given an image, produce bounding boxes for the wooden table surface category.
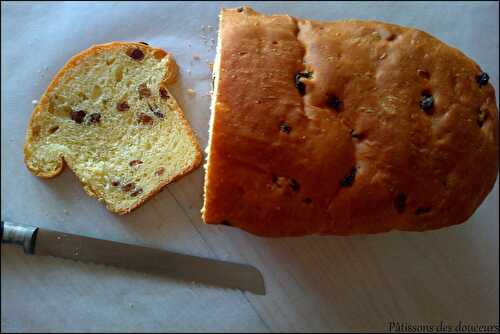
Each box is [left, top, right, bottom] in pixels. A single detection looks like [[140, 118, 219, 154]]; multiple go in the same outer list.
[[1, 1, 498, 332]]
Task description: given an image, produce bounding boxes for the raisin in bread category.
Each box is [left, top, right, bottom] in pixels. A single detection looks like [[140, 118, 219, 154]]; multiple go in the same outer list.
[[24, 42, 202, 214], [202, 7, 498, 236]]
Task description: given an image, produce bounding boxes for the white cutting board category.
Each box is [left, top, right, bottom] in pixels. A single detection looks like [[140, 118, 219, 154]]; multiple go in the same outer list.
[[1, 1, 498, 332]]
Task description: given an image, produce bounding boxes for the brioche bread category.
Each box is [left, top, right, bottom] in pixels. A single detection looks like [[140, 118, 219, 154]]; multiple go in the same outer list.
[[24, 42, 202, 214], [202, 7, 498, 236]]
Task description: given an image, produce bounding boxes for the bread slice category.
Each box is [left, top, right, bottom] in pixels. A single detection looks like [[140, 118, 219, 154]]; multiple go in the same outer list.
[[202, 7, 498, 236], [24, 42, 202, 214]]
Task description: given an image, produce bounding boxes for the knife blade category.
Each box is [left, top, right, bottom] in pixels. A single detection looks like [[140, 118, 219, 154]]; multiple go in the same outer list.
[[1, 221, 265, 295]]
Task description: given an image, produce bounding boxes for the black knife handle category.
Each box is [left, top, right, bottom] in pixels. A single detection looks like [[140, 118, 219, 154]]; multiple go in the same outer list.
[[1, 221, 38, 254]]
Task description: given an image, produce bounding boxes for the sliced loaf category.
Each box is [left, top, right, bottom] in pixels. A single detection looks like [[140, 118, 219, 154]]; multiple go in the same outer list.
[[24, 42, 202, 214]]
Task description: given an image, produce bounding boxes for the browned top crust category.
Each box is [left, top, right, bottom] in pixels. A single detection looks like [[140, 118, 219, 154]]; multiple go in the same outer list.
[[203, 7, 498, 236]]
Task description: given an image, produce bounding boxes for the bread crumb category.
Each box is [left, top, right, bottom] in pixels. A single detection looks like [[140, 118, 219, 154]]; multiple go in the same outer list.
[[192, 54, 200, 61], [32, 100, 38, 105], [187, 89, 196, 96], [208, 63, 214, 71]]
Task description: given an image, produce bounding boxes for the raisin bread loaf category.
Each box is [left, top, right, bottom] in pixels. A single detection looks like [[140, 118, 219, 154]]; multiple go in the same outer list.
[[24, 42, 202, 214], [202, 7, 498, 236]]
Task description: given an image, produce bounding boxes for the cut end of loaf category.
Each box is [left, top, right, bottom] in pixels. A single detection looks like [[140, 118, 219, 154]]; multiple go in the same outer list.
[[24, 42, 202, 214], [202, 12, 225, 224]]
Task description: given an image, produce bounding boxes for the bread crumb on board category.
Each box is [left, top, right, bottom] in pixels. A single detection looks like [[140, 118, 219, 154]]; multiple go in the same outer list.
[[32, 99, 38, 105], [187, 89, 196, 96]]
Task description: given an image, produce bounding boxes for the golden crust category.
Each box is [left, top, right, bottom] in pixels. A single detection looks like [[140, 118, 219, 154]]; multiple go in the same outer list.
[[203, 7, 499, 236], [24, 42, 202, 214]]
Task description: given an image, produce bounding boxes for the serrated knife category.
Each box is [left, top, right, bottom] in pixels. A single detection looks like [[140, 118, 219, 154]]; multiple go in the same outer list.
[[1, 221, 265, 295]]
